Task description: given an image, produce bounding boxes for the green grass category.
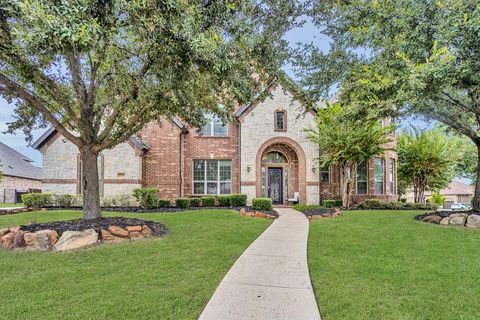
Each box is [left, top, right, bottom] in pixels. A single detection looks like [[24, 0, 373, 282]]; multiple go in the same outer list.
[[0, 203, 23, 208], [308, 210, 480, 320], [0, 209, 270, 319]]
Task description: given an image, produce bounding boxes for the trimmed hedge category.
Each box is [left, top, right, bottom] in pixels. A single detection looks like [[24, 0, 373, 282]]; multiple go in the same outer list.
[[157, 199, 171, 207], [360, 199, 438, 210], [22, 193, 52, 208], [201, 196, 216, 207], [230, 194, 248, 207], [189, 198, 201, 207], [217, 195, 231, 207], [293, 204, 324, 212], [252, 198, 273, 211], [175, 198, 191, 209], [53, 194, 76, 207], [322, 199, 342, 208], [133, 187, 159, 209]]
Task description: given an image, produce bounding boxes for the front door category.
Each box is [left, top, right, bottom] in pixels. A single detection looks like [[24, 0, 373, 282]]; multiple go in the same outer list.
[[268, 168, 283, 205]]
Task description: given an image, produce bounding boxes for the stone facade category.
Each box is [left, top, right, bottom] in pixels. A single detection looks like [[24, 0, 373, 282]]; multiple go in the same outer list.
[[0, 175, 41, 203]]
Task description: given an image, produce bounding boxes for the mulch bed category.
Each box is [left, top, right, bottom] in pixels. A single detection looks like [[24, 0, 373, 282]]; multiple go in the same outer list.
[[234, 206, 279, 217], [46, 206, 277, 215], [302, 208, 336, 217], [20, 217, 168, 237]]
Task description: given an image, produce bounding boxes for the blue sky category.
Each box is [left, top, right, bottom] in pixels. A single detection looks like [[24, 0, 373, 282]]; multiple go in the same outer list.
[[0, 21, 431, 167]]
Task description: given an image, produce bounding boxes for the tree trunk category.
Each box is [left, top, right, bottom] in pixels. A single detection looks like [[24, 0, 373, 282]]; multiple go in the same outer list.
[[472, 145, 480, 212], [340, 164, 353, 208], [81, 148, 102, 219]]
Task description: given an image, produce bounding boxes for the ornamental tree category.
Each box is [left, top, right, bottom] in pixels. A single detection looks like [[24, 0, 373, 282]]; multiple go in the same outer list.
[[397, 127, 456, 203], [295, 0, 480, 211], [0, 0, 302, 219], [307, 102, 392, 208]]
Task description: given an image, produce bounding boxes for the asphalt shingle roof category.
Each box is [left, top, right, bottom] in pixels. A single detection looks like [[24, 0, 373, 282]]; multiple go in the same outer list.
[[0, 142, 41, 180]]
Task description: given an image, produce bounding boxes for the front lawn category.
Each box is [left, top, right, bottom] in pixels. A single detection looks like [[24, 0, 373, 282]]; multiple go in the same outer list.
[[309, 210, 480, 320], [0, 203, 23, 208], [0, 210, 270, 319]]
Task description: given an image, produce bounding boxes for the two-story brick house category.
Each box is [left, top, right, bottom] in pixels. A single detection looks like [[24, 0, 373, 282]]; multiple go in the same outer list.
[[33, 77, 397, 205]]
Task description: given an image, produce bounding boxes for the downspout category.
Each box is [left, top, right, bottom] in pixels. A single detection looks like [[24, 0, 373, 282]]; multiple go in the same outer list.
[[179, 131, 184, 197]]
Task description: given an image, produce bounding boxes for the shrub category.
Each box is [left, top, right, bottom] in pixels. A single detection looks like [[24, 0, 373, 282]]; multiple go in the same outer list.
[[100, 196, 116, 207], [133, 187, 159, 209], [217, 195, 231, 207], [22, 193, 52, 208], [360, 199, 383, 209], [359, 199, 439, 210], [322, 199, 339, 208], [175, 198, 191, 209], [430, 192, 446, 206], [201, 196, 216, 207], [157, 199, 171, 207], [189, 198, 201, 207], [116, 194, 133, 207], [252, 198, 273, 210], [54, 194, 76, 207], [293, 204, 323, 212], [230, 194, 248, 207]]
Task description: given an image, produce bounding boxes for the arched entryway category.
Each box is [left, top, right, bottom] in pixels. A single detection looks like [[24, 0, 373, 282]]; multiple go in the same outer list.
[[256, 138, 306, 205]]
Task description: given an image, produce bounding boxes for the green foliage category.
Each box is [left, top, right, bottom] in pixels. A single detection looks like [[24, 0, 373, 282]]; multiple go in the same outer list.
[[430, 192, 446, 206], [293, 204, 324, 212], [322, 199, 342, 208], [397, 127, 456, 203], [217, 195, 231, 207], [230, 194, 248, 207], [201, 196, 216, 207], [189, 198, 201, 207], [22, 193, 52, 208], [100, 195, 134, 207], [133, 188, 159, 209], [252, 198, 273, 210], [157, 199, 171, 208], [360, 199, 438, 211], [53, 194, 76, 207], [175, 198, 191, 209], [307, 102, 392, 208]]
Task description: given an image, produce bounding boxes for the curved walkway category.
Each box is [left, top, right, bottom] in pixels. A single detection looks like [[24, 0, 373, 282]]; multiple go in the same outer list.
[[199, 208, 321, 320]]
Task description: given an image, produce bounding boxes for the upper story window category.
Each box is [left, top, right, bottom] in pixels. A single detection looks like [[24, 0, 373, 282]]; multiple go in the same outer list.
[[200, 114, 228, 137], [320, 165, 330, 183], [275, 110, 286, 131]]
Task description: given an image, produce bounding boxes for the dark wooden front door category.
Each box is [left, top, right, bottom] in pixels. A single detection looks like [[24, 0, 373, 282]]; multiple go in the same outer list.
[[268, 168, 283, 204]]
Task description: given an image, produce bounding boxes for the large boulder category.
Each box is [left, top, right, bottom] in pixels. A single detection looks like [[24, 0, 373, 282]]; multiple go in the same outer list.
[[24, 230, 56, 251], [53, 229, 98, 251], [440, 217, 450, 226], [0, 228, 9, 237], [422, 215, 442, 224], [466, 214, 480, 228], [449, 213, 468, 227], [108, 226, 129, 238], [13, 231, 26, 248], [141, 225, 152, 237], [100, 229, 124, 241], [0, 232, 15, 249]]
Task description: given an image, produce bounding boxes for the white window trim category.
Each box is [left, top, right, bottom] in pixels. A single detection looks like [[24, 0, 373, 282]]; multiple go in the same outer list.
[[192, 160, 232, 195], [320, 165, 330, 183], [199, 114, 228, 137], [373, 157, 385, 195]]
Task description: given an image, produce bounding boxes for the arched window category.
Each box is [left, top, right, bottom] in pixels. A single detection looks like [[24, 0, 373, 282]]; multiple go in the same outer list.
[[275, 110, 286, 131], [262, 151, 288, 165]]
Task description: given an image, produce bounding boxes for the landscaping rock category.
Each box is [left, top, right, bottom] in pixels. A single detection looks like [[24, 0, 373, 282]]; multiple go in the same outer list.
[[1, 232, 15, 249], [53, 229, 98, 251], [239, 208, 246, 216], [126, 226, 142, 232], [9, 226, 20, 233], [100, 229, 123, 241], [24, 230, 55, 250], [440, 217, 450, 226], [129, 231, 143, 239], [423, 215, 442, 224], [449, 213, 468, 226], [466, 214, 480, 228], [254, 212, 266, 218], [141, 225, 152, 237], [0, 228, 9, 237], [108, 226, 129, 238], [13, 231, 26, 248]]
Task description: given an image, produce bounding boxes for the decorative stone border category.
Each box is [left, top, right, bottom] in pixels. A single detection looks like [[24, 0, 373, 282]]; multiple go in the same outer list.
[[417, 212, 480, 228], [307, 207, 342, 221], [0, 207, 39, 216], [239, 208, 277, 219]]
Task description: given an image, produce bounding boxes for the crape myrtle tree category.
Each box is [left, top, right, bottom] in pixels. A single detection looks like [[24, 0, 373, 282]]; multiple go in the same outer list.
[[397, 127, 456, 203], [295, 0, 480, 211], [307, 102, 392, 208], [0, 0, 302, 219]]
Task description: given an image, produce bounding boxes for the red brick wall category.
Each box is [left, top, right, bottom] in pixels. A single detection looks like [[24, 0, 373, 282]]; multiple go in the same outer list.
[[140, 120, 182, 199], [182, 123, 240, 196]]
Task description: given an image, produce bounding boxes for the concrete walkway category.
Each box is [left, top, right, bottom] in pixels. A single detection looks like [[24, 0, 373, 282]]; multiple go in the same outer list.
[[199, 208, 321, 320]]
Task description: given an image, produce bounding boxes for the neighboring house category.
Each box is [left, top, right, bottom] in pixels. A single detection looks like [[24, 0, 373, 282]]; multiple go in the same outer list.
[[404, 180, 473, 208], [33, 77, 398, 205], [0, 142, 42, 203]]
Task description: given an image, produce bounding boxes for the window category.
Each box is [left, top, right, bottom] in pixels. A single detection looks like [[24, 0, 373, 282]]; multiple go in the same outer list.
[[389, 158, 395, 194], [320, 165, 330, 183], [374, 158, 384, 194], [193, 160, 231, 195], [356, 161, 368, 194], [200, 114, 227, 137], [275, 110, 286, 131], [262, 151, 287, 165], [78, 155, 103, 195]]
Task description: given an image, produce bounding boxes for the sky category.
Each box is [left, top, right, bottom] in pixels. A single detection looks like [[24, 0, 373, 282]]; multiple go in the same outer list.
[[0, 19, 432, 168]]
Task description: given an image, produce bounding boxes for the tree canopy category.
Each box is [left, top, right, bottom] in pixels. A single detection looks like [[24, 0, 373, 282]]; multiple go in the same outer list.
[[0, 0, 302, 218], [308, 102, 392, 207], [295, 0, 480, 210]]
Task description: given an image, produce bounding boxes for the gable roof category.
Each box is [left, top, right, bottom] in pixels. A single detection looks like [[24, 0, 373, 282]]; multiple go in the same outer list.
[[0, 141, 41, 180]]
